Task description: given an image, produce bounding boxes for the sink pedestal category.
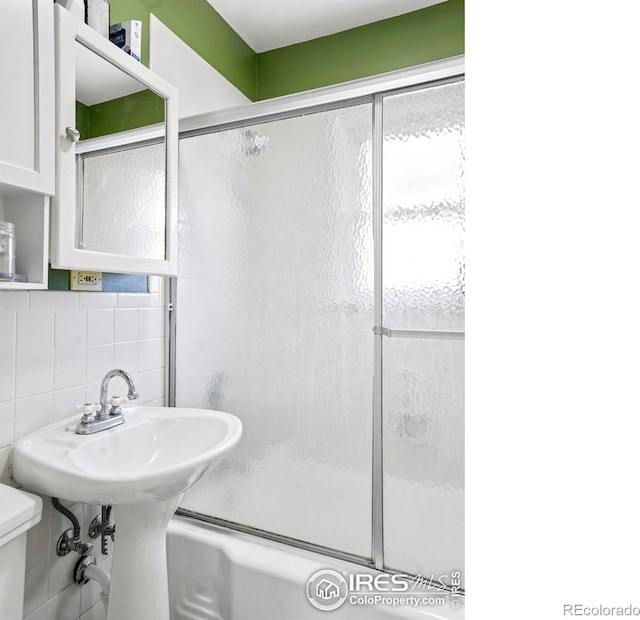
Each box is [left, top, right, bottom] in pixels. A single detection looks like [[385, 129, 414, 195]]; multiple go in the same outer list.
[[107, 496, 181, 620]]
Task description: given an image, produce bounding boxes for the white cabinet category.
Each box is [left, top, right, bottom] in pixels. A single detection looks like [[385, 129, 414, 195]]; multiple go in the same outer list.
[[0, 0, 54, 194], [50, 5, 179, 276], [0, 0, 53, 289]]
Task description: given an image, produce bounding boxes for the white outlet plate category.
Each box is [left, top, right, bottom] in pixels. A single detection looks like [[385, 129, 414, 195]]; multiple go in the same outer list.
[[70, 270, 103, 291]]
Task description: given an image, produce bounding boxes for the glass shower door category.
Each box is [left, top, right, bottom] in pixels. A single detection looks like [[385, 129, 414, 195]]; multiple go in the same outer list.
[[381, 81, 465, 579], [176, 104, 374, 557], [174, 75, 465, 577]]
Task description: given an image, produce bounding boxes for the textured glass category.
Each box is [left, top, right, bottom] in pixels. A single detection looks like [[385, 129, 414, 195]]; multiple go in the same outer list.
[[382, 81, 465, 331], [383, 337, 464, 579], [80, 143, 166, 259], [177, 105, 374, 557]]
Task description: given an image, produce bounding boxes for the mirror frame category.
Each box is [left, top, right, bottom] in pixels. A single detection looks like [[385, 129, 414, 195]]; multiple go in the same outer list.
[[50, 4, 179, 275]]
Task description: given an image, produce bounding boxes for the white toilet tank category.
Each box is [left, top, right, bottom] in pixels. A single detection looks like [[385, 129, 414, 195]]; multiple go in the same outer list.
[[0, 483, 43, 620]]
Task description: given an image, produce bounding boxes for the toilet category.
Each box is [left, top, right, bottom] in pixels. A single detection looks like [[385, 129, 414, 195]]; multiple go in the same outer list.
[[0, 483, 43, 620]]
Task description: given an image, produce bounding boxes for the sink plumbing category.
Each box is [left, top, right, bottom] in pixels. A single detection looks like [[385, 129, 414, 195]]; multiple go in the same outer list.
[[52, 497, 114, 612], [52, 498, 93, 557]]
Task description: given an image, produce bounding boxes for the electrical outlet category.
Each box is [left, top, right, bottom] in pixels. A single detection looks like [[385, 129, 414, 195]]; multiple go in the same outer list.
[[70, 270, 103, 291]]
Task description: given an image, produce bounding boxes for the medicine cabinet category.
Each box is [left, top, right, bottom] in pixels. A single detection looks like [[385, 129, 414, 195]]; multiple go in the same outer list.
[[0, 0, 54, 195], [0, 0, 53, 289], [50, 4, 179, 275]]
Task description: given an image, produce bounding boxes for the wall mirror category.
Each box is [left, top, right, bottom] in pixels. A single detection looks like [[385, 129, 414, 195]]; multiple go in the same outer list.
[[51, 4, 178, 275]]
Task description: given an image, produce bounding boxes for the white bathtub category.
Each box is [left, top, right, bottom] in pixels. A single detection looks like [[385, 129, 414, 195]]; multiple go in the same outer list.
[[167, 516, 464, 620]]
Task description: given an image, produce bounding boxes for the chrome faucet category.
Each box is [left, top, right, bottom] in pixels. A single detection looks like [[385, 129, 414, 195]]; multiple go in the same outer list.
[[76, 369, 140, 435], [99, 369, 140, 417]]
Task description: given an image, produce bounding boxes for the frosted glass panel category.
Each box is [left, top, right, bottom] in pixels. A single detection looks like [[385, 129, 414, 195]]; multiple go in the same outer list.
[[383, 337, 464, 579], [177, 105, 373, 557], [80, 143, 166, 259], [383, 81, 465, 331]]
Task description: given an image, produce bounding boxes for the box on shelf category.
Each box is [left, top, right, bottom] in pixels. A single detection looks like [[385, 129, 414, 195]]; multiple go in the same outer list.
[[109, 20, 142, 62]]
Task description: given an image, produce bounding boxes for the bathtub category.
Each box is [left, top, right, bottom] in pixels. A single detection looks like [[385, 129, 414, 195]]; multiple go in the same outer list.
[[167, 516, 464, 620]]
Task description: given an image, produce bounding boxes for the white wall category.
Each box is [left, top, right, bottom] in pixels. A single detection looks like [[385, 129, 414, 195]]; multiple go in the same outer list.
[[149, 15, 251, 118], [0, 289, 166, 620]]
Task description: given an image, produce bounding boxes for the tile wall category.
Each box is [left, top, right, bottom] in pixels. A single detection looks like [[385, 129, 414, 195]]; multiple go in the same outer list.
[[0, 288, 167, 620]]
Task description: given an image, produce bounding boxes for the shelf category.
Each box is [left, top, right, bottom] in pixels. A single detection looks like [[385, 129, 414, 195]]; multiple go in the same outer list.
[[0, 186, 49, 289], [0, 281, 47, 290]]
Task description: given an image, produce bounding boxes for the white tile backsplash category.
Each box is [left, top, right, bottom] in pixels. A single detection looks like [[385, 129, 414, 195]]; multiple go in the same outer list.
[[14, 393, 53, 440], [54, 310, 87, 349], [79, 601, 107, 620], [137, 368, 165, 403], [83, 382, 102, 405], [15, 351, 54, 398], [17, 310, 54, 354], [138, 307, 165, 340], [78, 293, 117, 309], [0, 399, 14, 447], [0, 353, 15, 401], [0, 290, 166, 620], [138, 338, 164, 372], [30, 291, 78, 310], [86, 309, 114, 346], [114, 341, 138, 373], [26, 514, 50, 571], [0, 290, 29, 310], [117, 292, 150, 308], [149, 292, 165, 307], [85, 345, 114, 384], [24, 560, 49, 617], [54, 348, 86, 390], [114, 308, 138, 343], [45, 585, 82, 620], [0, 310, 16, 355], [24, 603, 47, 620], [53, 385, 86, 422]]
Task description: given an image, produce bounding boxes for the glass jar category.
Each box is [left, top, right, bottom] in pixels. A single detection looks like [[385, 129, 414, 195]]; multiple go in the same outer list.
[[0, 221, 16, 281]]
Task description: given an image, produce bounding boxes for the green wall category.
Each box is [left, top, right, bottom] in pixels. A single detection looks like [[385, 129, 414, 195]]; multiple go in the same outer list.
[[256, 0, 464, 100], [80, 90, 164, 139], [109, 0, 256, 99], [108, 0, 464, 103], [76, 101, 90, 138]]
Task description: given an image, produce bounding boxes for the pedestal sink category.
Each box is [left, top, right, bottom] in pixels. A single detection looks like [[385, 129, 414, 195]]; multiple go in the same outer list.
[[11, 406, 242, 620]]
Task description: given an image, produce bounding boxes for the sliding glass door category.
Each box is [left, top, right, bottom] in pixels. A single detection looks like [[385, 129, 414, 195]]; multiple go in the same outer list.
[[174, 75, 465, 577], [176, 104, 374, 557], [381, 82, 465, 578]]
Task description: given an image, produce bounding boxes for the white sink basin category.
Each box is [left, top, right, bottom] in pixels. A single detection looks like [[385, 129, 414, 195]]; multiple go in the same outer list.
[[12, 406, 242, 505], [12, 406, 242, 620]]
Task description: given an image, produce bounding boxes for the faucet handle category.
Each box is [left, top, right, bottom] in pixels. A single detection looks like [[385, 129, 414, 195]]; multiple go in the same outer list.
[[109, 396, 123, 416], [77, 403, 98, 424]]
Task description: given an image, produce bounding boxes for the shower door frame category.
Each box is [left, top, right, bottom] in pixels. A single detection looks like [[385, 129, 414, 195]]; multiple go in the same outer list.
[[168, 54, 465, 574]]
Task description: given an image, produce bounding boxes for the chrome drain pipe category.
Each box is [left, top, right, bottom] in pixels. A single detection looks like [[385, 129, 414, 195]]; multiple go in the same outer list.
[[75, 555, 111, 610]]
